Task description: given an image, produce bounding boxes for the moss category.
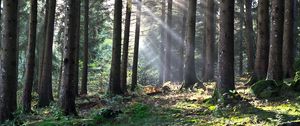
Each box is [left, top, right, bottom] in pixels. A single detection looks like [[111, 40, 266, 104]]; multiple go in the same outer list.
[[250, 80, 280, 99], [291, 71, 300, 91]]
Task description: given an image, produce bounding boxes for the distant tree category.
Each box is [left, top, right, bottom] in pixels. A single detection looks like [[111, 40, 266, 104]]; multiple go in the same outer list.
[[178, 0, 187, 82], [215, 0, 235, 102], [245, 0, 255, 73], [163, 0, 172, 82], [59, 0, 78, 116], [22, 0, 38, 113], [81, 0, 89, 95], [183, 0, 200, 89], [159, 0, 166, 84], [238, 0, 244, 75], [131, 0, 142, 91], [282, 0, 295, 78], [38, 0, 56, 107], [74, 0, 81, 96], [0, 0, 18, 121], [267, 0, 284, 81], [203, 0, 215, 82], [109, 0, 123, 94], [254, 0, 269, 80], [121, 0, 132, 93]]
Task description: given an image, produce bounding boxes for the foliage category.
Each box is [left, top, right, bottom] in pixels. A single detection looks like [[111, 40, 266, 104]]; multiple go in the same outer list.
[[250, 80, 280, 99]]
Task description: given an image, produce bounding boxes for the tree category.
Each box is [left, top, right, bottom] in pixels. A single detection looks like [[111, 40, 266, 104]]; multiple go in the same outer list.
[[109, 0, 123, 94], [159, 0, 166, 84], [178, 0, 187, 82], [283, 0, 295, 78], [163, 0, 172, 82], [245, 0, 255, 73], [183, 0, 199, 89], [73, 0, 81, 96], [81, 0, 89, 95], [131, 0, 142, 91], [59, 0, 78, 116], [215, 0, 235, 102], [238, 0, 244, 75], [121, 0, 132, 93], [203, 0, 215, 81], [0, 0, 18, 121], [38, 0, 56, 107], [22, 0, 38, 113], [267, 0, 284, 81], [254, 0, 269, 80]]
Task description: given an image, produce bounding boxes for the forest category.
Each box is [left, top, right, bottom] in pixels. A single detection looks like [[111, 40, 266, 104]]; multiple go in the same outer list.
[[1, 0, 300, 125]]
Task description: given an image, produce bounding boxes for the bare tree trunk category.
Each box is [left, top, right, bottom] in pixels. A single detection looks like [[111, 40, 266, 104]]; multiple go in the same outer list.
[[131, 0, 142, 91], [254, 0, 269, 80], [121, 0, 132, 93], [109, 0, 123, 94], [73, 0, 80, 96], [22, 0, 37, 113], [0, 0, 18, 121], [283, 0, 295, 78], [267, 0, 284, 81], [203, 0, 215, 82], [178, 0, 187, 82], [159, 0, 166, 85], [245, 0, 255, 73], [38, 0, 56, 107], [59, 0, 78, 116], [163, 0, 172, 82], [81, 0, 89, 95], [238, 0, 244, 76]]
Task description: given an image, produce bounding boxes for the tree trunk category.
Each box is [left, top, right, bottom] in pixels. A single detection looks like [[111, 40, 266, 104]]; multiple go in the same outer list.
[[121, 0, 132, 93], [203, 0, 215, 82], [178, 0, 187, 82], [238, 0, 244, 76], [38, 0, 56, 107], [183, 0, 198, 89], [73, 0, 80, 96], [22, 0, 37, 113], [81, 0, 89, 95], [59, 0, 78, 116], [131, 0, 142, 91], [159, 0, 166, 85], [109, 0, 123, 94], [254, 0, 269, 80], [216, 0, 235, 101], [245, 0, 255, 73], [267, 0, 284, 81], [283, 0, 295, 78], [163, 0, 172, 82], [0, 0, 18, 121]]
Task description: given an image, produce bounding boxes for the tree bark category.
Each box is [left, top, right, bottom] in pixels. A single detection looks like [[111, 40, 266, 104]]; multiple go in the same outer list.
[[38, 0, 56, 107], [0, 0, 18, 121], [178, 0, 187, 82], [22, 0, 37, 113], [203, 0, 215, 82], [183, 0, 198, 89], [163, 0, 172, 82], [283, 0, 295, 78], [121, 0, 132, 93], [131, 0, 142, 91], [159, 0, 166, 84], [216, 0, 235, 99], [245, 0, 255, 73], [238, 0, 244, 76], [109, 0, 123, 94], [73, 0, 80, 96], [81, 0, 89, 95], [59, 0, 78, 116], [267, 0, 284, 81], [254, 0, 269, 80]]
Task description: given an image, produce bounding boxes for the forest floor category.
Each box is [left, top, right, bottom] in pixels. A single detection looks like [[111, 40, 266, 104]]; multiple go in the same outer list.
[[8, 77, 300, 126]]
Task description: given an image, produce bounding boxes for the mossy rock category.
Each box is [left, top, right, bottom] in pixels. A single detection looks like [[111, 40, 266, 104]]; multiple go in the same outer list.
[[291, 71, 300, 91], [250, 80, 280, 99]]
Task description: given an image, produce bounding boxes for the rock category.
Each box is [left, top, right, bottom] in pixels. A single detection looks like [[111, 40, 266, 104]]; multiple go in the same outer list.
[[250, 80, 279, 99]]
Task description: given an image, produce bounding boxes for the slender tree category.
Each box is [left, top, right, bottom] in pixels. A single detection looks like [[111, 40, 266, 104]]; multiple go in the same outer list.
[[267, 0, 284, 81], [245, 0, 255, 73], [121, 0, 132, 93], [59, 0, 78, 116], [163, 0, 172, 82], [159, 0, 166, 84], [203, 0, 215, 81], [0, 0, 18, 121], [254, 0, 269, 80], [131, 0, 142, 91], [38, 0, 56, 107], [73, 0, 81, 96], [183, 0, 199, 89], [109, 0, 123, 94], [22, 0, 38, 113], [283, 0, 295, 78], [81, 0, 89, 95], [178, 0, 187, 82], [215, 0, 235, 101], [238, 0, 244, 75]]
